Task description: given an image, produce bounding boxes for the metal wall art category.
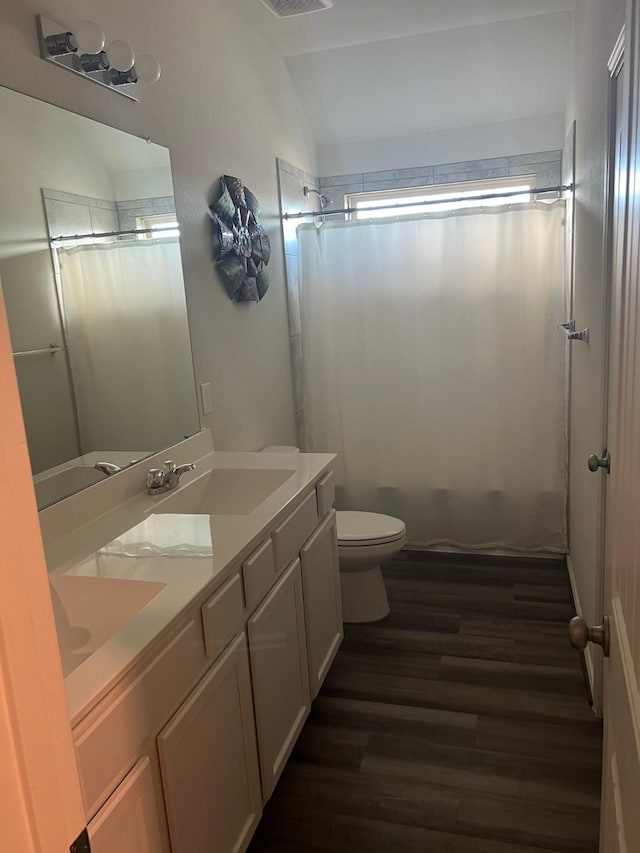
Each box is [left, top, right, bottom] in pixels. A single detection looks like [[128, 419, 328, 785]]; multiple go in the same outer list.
[[209, 176, 271, 303]]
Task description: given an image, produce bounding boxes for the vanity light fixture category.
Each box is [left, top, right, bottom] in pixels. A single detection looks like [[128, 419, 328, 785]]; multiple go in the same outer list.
[[107, 39, 135, 72], [36, 15, 161, 101]]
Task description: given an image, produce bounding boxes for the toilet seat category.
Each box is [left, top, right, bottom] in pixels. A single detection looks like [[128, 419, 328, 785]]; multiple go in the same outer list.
[[336, 511, 406, 547]]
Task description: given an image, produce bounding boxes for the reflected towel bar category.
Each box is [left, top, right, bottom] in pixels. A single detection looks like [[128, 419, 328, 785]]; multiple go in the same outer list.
[[51, 225, 179, 242], [13, 343, 65, 357]]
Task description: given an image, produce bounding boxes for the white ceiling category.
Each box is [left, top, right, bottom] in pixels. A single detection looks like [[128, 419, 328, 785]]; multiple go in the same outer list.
[[235, 0, 575, 56], [233, 1, 575, 165]]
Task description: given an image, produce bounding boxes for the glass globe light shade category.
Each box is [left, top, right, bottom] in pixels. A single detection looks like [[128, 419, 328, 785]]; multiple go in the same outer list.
[[107, 40, 135, 72], [74, 20, 105, 54], [135, 54, 161, 84]]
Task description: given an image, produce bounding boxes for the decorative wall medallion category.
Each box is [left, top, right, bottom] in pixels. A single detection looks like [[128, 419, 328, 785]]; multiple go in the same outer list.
[[209, 176, 271, 303]]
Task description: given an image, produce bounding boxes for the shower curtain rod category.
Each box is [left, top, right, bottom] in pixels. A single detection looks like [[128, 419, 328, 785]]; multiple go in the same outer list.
[[282, 184, 573, 220], [51, 225, 178, 243]]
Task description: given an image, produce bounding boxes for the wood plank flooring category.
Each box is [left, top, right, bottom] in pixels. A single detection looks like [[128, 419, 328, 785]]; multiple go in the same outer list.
[[248, 551, 602, 853]]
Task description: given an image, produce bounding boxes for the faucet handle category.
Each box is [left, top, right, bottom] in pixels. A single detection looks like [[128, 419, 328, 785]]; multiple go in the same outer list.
[[147, 468, 165, 489], [163, 460, 176, 474]]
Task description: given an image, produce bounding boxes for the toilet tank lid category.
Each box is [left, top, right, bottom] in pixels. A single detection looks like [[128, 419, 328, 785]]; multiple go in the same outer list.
[[336, 511, 406, 544], [261, 445, 300, 453]]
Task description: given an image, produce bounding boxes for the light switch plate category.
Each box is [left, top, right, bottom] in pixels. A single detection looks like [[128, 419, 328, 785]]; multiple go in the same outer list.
[[200, 382, 213, 415]]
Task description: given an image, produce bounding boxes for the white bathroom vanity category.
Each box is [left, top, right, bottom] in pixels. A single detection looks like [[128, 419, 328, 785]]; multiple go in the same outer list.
[[41, 430, 342, 853]]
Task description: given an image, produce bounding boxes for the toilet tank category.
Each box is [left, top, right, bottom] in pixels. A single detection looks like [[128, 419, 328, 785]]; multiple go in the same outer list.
[[261, 446, 300, 454]]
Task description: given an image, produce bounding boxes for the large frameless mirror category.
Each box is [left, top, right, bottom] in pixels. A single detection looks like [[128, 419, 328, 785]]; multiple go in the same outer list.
[[0, 85, 201, 509]]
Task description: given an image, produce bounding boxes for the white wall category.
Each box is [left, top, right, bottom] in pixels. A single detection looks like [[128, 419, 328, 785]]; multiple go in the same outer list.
[[112, 167, 174, 201], [318, 114, 567, 178], [287, 13, 572, 178], [0, 0, 317, 452], [565, 0, 625, 696]]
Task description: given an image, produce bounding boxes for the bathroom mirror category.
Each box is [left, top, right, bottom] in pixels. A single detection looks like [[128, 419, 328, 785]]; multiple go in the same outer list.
[[0, 85, 201, 509]]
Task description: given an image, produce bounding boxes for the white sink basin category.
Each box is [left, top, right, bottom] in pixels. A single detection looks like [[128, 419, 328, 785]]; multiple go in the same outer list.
[[155, 467, 296, 515], [50, 574, 166, 677]]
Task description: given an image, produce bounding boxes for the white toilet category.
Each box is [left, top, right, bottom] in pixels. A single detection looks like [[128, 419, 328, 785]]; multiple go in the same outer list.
[[262, 447, 406, 624], [336, 510, 406, 623]]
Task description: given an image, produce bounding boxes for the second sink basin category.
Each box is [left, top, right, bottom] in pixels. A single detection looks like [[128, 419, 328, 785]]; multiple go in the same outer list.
[[50, 574, 167, 677], [154, 467, 296, 515]]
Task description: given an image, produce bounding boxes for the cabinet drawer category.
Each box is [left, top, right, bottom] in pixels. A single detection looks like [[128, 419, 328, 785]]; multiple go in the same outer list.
[[202, 572, 244, 660], [87, 757, 164, 853], [243, 539, 276, 612], [272, 491, 318, 575], [74, 619, 206, 817], [316, 470, 335, 519]]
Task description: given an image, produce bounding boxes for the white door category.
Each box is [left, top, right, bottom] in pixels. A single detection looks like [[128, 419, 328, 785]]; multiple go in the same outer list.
[[248, 558, 310, 801], [574, 9, 640, 850], [300, 509, 343, 699], [0, 283, 87, 849], [599, 7, 640, 844], [157, 633, 262, 853], [87, 758, 165, 853]]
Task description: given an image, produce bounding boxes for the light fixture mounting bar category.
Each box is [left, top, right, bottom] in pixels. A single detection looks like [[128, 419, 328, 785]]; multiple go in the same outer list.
[[35, 15, 138, 102]]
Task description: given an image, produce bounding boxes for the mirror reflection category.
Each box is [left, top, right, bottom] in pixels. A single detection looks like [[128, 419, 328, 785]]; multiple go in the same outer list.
[[0, 86, 200, 509]]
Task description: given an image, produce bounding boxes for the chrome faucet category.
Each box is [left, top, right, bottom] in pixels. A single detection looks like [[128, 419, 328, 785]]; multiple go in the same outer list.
[[147, 460, 196, 495], [95, 459, 139, 476], [95, 461, 124, 476]]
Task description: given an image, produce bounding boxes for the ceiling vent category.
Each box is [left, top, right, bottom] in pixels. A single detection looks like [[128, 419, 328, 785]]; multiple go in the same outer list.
[[259, 0, 333, 18]]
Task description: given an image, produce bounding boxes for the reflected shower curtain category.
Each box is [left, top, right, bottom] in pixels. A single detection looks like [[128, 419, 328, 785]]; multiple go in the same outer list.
[[57, 239, 196, 453], [298, 202, 567, 551]]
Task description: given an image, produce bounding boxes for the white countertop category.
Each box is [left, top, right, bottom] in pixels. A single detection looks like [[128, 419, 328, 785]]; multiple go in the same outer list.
[[45, 449, 335, 726]]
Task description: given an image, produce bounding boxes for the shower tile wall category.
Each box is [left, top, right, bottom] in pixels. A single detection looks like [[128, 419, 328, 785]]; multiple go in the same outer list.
[[41, 189, 177, 238], [318, 150, 563, 213], [117, 196, 176, 231], [42, 188, 119, 239], [276, 157, 320, 448]]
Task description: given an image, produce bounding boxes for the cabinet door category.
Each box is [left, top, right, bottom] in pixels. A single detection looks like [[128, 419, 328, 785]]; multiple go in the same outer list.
[[300, 510, 344, 699], [248, 558, 310, 800], [157, 633, 262, 853], [87, 757, 165, 853]]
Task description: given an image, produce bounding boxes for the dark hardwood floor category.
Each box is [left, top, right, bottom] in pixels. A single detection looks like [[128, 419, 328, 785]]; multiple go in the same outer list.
[[248, 551, 602, 853]]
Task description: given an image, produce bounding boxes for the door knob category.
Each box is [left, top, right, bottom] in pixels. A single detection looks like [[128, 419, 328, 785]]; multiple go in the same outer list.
[[587, 451, 610, 473], [569, 615, 610, 657]]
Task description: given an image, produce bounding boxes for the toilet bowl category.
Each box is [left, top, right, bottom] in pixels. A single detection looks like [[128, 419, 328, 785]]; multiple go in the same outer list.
[[336, 511, 406, 623], [262, 447, 407, 624]]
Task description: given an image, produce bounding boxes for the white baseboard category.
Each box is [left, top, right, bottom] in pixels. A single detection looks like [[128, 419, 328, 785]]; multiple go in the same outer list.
[[566, 553, 595, 698]]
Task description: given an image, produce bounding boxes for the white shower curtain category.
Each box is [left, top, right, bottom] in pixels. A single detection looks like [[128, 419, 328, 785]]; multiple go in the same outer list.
[[298, 202, 567, 551], [57, 239, 197, 453]]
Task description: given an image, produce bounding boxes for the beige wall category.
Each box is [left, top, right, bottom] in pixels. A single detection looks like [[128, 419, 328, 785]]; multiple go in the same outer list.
[[566, 0, 625, 694], [0, 0, 316, 452]]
